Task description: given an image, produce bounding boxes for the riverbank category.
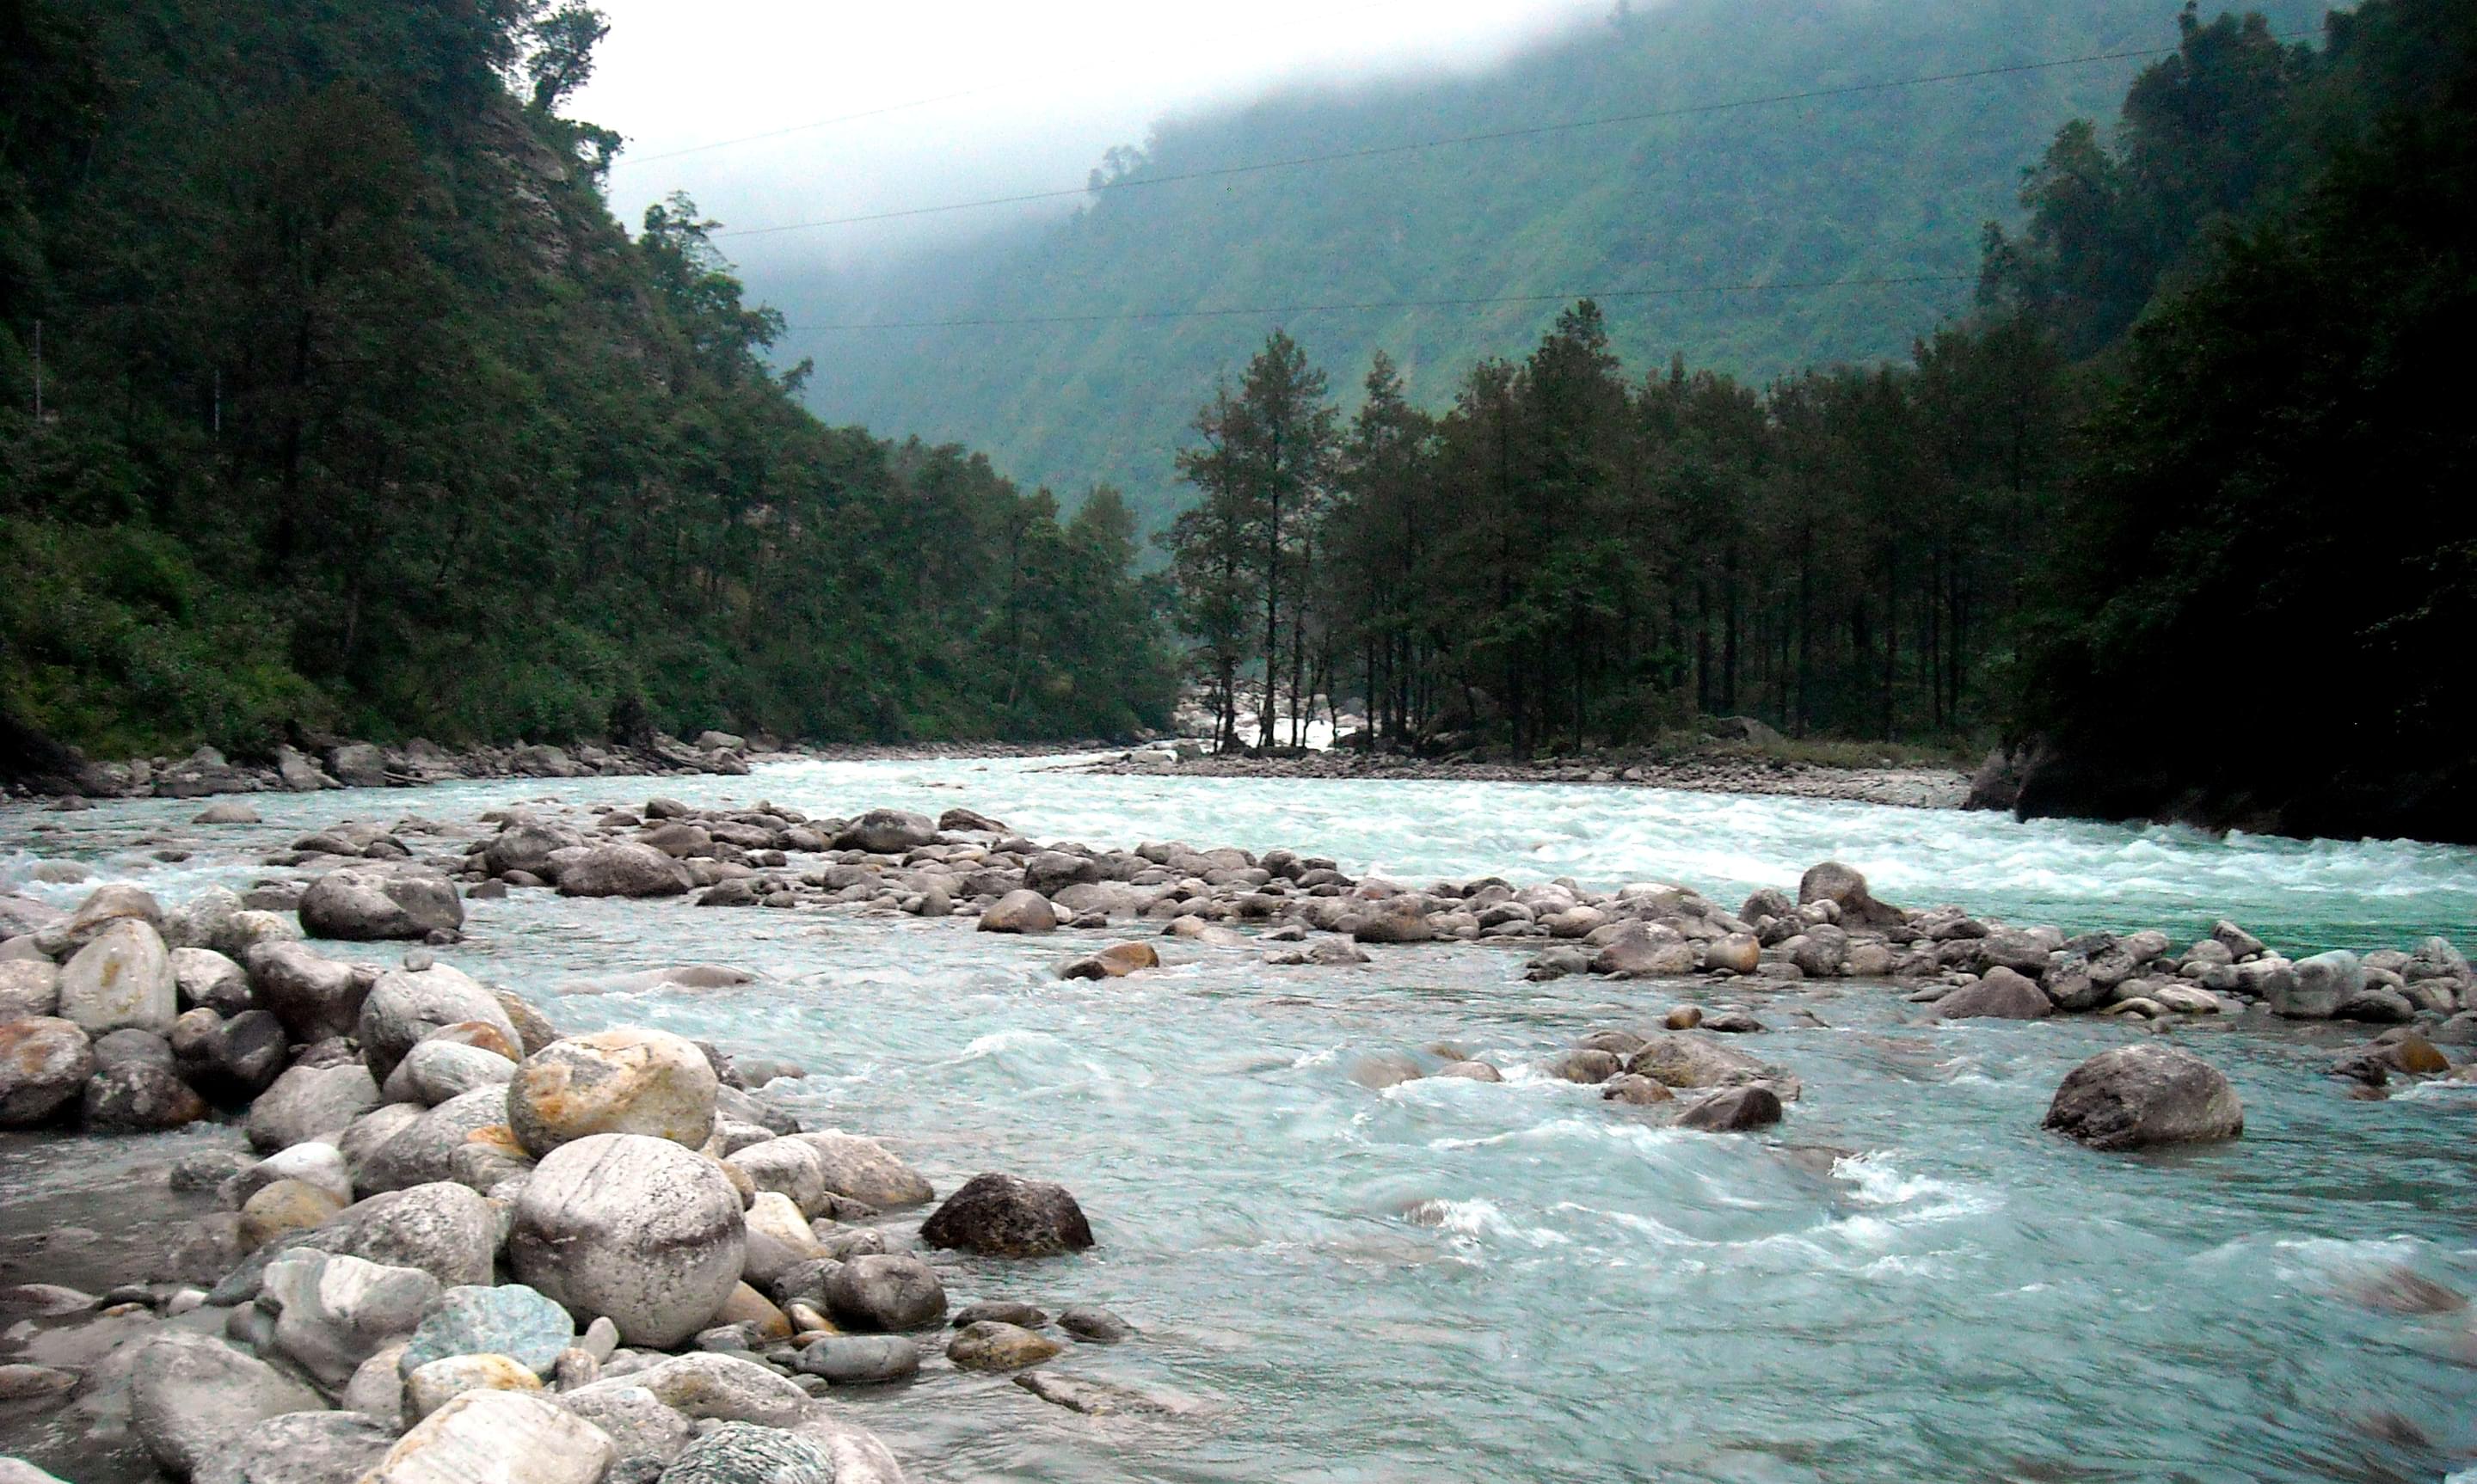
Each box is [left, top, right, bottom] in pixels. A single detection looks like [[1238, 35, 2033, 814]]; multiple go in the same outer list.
[[1078, 741, 1972, 810], [11, 736, 1133, 806]]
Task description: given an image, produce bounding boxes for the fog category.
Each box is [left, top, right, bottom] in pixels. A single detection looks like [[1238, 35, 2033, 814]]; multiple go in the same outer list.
[[571, 0, 1613, 279]]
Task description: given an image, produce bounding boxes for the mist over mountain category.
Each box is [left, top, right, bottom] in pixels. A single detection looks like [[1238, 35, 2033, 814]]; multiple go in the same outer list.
[[771, 0, 2330, 529]]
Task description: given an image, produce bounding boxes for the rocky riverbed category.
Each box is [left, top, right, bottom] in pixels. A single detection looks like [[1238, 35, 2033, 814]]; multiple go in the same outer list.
[[3, 759, 2475, 1483]]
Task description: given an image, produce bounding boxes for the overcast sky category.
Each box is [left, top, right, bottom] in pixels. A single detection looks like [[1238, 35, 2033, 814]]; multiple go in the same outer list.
[[572, 0, 1611, 275]]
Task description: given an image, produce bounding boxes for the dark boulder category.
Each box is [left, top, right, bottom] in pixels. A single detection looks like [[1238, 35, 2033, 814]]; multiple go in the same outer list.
[[1675, 1085, 1784, 1132], [919, 1172, 1095, 1258]]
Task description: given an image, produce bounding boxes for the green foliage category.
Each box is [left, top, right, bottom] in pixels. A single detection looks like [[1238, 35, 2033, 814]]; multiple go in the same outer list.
[[2013, 0, 2477, 836], [787, 0, 2331, 534], [0, 0, 1173, 760], [1164, 305, 2061, 754]]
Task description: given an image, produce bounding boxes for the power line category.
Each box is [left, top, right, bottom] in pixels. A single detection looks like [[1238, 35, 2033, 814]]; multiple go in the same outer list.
[[721, 40, 2206, 240], [789, 273, 1977, 333]]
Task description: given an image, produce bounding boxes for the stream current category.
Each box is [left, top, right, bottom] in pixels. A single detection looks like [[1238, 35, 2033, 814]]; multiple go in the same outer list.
[[5, 756, 2476, 1482]]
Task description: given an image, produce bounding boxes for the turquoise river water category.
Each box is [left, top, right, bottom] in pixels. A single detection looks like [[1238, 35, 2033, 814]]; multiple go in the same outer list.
[[4, 756, 2476, 1483]]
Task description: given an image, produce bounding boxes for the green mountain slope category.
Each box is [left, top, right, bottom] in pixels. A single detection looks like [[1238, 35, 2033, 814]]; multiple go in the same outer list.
[[0, 0, 1173, 763], [779, 0, 2330, 530]]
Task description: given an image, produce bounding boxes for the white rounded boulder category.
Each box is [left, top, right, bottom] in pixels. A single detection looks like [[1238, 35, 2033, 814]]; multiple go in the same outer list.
[[507, 1132, 746, 1347]]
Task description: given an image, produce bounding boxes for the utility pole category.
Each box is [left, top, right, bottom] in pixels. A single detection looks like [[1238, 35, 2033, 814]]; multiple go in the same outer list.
[[30, 319, 40, 422], [212, 366, 221, 436]]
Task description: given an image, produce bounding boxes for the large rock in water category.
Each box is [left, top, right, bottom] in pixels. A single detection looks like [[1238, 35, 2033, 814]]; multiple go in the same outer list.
[[822, 1254, 947, 1332], [360, 1389, 615, 1484], [835, 809, 937, 854], [299, 869, 464, 941], [2272, 950, 2362, 1019], [919, 1172, 1094, 1258], [1936, 966, 2054, 1020], [506, 1027, 718, 1157], [977, 890, 1058, 935], [2043, 1044, 2244, 1150], [357, 962, 519, 1083], [1796, 861, 1908, 929], [0, 1017, 95, 1126], [55, 917, 177, 1035], [129, 1331, 325, 1478], [508, 1132, 747, 1347], [1676, 1084, 1785, 1132], [555, 842, 690, 898], [1626, 1033, 1775, 1090]]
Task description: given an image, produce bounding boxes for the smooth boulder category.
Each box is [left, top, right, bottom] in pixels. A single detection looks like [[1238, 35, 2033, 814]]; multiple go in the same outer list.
[[947, 1320, 1062, 1371], [794, 1131, 933, 1208], [506, 1027, 718, 1157], [555, 843, 691, 898], [2043, 1044, 2244, 1150], [821, 1254, 947, 1332], [130, 1332, 326, 1479], [507, 1132, 747, 1347], [246, 1061, 382, 1151], [261, 1250, 445, 1386], [1936, 966, 2054, 1021], [299, 869, 464, 941], [360, 1389, 615, 1484], [1676, 1084, 1785, 1132], [82, 1059, 209, 1131], [358, 962, 518, 1083], [2273, 950, 2362, 1020], [55, 917, 177, 1036], [978, 890, 1058, 935]]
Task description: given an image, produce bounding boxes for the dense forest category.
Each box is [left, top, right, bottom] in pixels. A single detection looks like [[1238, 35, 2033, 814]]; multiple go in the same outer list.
[[0, 0, 1176, 763], [1162, 312, 2056, 752], [787, 0, 2332, 534], [1156, 0, 2477, 841]]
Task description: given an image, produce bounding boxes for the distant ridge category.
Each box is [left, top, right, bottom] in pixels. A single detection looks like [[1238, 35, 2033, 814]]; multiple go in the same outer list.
[[774, 0, 2332, 529]]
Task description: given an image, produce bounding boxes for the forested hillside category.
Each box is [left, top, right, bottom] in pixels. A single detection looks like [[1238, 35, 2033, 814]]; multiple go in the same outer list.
[[783, 0, 2330, 531], [1138, 0, 2476, 841], [0, 0, 1175, 764], [2001, 0, 2477, 839]]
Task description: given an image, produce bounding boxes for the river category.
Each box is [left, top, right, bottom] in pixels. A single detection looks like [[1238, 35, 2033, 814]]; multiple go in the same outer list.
[[5, 756, 2475, 1482]]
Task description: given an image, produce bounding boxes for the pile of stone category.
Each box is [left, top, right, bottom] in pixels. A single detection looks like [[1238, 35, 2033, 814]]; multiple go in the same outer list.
[[3, 888, 1123, 1482]]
